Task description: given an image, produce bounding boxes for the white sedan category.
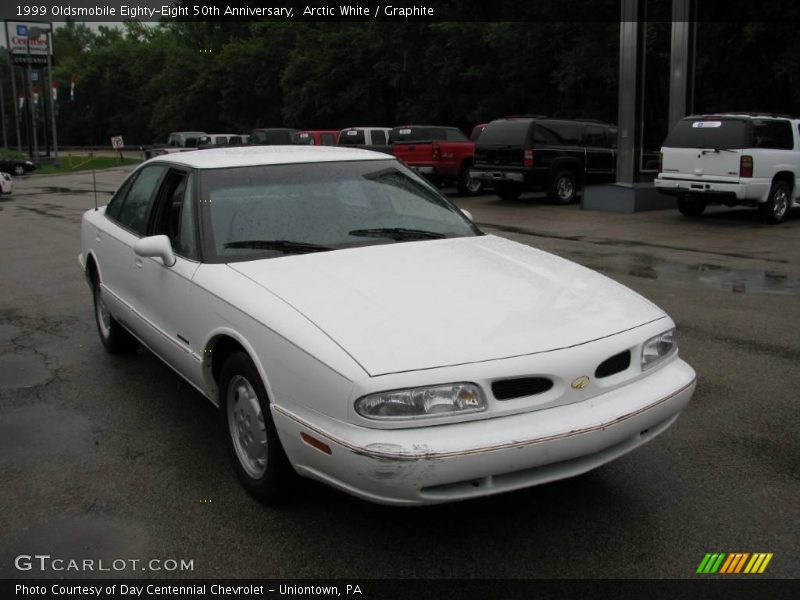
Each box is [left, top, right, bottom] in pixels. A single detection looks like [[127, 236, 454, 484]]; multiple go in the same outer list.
[[79, 146, 696, 505]]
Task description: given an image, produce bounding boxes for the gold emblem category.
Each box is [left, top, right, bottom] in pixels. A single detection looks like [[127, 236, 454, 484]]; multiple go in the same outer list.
[[571, 376, 590, 390]]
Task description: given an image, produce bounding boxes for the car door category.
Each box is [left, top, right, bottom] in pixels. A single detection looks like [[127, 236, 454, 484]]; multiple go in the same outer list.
[[583, 125, 614, 178], [132, 168, 205, 388], [96, 164, 167, 335]]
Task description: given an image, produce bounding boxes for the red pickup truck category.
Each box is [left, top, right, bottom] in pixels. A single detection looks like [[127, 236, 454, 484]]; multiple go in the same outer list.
[[390, 125, 484, 196]]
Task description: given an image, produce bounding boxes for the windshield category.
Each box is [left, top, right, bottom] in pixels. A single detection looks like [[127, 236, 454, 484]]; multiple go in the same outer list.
[[663, 118, 750, 149], [199, 160, 481, 262]]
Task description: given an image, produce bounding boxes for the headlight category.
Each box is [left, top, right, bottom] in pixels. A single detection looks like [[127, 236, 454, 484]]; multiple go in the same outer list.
[[641, 329, 677, 370], [355, 383, 486, 420]]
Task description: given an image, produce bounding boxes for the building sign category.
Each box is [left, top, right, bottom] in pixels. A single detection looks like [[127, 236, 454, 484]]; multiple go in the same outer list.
[[4, 21, 53, 66]]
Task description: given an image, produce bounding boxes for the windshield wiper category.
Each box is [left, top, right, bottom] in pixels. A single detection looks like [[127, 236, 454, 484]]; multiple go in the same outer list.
[[348, 227, 447, 241], [699, 148, 737, 154], [224, 240, 333, 254]]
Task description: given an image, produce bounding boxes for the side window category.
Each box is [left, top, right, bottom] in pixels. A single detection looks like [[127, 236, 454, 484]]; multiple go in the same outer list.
[[105, 172, 138, 221], [321, 133, 335, 146], [544, 122, 580, 145], [583, 125, 607, 147], [753, 120, 793, 150], [116, 166, 166, 235], [151, 171, 198, 260], [371, 130, 387, 145]]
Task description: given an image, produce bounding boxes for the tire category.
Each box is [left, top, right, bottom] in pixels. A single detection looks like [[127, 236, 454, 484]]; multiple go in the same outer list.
[[677, 196, 707, 217], [548, 170, 578, 205], [14, 165, 25, 177], [456, 167, 484, 196], [91, 276, 139, 354], [759, 180, 791, 224], [220, 352, 295, 503], [495, 182, 521, 201]]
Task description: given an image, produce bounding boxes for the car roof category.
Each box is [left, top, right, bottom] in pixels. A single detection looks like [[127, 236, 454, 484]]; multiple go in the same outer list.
[[145, 145, 394, 169], [685, 112, 800, 120]]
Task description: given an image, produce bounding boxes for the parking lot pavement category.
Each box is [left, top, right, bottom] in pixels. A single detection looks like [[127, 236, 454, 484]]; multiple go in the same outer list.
[[0, 171, 798, 579]]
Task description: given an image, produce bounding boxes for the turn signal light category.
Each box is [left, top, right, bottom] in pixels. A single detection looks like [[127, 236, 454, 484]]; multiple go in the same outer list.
[[301, 432, 332, 455], [740, 155, 753, 178], [524, 149, 534, 168]]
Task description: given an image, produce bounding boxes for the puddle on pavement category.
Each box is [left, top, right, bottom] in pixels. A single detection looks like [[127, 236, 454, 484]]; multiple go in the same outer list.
[[625, 260, 800, 296], [0, 354, 51, 388]]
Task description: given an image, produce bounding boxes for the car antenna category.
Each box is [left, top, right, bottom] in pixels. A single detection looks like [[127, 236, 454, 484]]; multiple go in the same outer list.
[[92, 169, 98, 210]]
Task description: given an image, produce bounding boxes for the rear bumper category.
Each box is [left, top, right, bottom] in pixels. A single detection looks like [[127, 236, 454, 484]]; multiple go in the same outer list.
[[654, 176, 770, 203], [273, 358, 696, 505], [470, 169, 525, 183]]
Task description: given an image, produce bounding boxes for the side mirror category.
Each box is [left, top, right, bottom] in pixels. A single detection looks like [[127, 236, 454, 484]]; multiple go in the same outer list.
[[461, 208, 474, 221], [134, 235, 176, 267]]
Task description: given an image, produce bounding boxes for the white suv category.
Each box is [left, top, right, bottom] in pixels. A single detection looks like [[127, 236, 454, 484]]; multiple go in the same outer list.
[[655, 113, 800, 223]]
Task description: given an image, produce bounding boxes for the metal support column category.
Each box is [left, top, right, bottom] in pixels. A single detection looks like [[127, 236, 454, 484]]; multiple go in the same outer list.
[[668, 0, 696, 131], [616, 0, 646, 186]]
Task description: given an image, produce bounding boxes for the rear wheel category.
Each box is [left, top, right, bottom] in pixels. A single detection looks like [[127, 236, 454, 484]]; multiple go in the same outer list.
[[220, 352, 295, 503], [759, 180, 791, 224], [548, 170, 578, 204], [495, 182, 521, 201], [91, 275, 139, 353], [457, 167, 484, 196], [677, 196, 707, 217]]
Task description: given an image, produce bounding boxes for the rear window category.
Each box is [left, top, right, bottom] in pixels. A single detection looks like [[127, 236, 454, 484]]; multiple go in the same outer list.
[[476, 120, 532, 146], [371, 130, 387, 145], [251, 130, 296, 145], [470, 125, 486, 141], [339, 129, 365, 145], [663, 118, 749, 149], [390, 127, 454, 142], [295, 132, 315, 145]]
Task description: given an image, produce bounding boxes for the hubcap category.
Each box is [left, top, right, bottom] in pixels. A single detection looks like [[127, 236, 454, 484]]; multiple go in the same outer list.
[[227, 375, 268, 479], [95, 289, 111, 338], [774, 189, 789, 219], [465, 176, 482, 193], [557, 177, 574, 201]]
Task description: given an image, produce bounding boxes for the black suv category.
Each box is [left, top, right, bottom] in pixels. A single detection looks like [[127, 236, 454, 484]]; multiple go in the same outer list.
[[470, 117, 617, 203]]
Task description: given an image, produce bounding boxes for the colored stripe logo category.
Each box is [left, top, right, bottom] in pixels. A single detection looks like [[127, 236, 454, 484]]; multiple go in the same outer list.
[[696, 552, 773, 574]]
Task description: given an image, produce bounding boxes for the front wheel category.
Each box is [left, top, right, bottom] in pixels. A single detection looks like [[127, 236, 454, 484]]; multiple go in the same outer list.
[[759, 180, 791, 224], [92, 277, 139, 353], [548, 170, 578, 204], [457, 168, 484, 196], [677, 196, 707, 217], [220, 352, 295, 503]]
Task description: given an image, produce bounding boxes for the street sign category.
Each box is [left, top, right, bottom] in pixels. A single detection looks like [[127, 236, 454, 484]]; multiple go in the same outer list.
[[111, 136, 125, 149]]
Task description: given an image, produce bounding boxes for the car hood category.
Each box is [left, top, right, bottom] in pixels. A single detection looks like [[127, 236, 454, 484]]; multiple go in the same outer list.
[[229, 235, 666, 376]]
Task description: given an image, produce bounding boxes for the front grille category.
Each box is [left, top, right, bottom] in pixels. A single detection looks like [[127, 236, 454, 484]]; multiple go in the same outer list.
[[492, 377, 553, 400], [595, 350, 631, 378]]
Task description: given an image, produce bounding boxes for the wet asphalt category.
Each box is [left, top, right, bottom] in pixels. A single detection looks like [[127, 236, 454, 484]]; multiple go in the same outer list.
[[0, 169, 797, 580]]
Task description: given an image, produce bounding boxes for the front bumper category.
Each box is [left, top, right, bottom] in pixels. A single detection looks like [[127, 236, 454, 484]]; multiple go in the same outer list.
[[654, 176, 769, 203], [273, 358, 696, 505]]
